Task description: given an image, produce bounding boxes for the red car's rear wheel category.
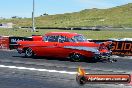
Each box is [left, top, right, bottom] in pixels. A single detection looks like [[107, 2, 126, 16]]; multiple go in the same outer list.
[[25, 48, 34, 58]]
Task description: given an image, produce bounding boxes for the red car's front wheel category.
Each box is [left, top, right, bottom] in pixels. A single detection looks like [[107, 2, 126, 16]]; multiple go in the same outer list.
[[69, 53, 84, 62]]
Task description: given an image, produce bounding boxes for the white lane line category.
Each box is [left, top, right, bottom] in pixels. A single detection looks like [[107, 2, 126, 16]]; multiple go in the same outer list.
[[0, 49, 14, 51], [0, 65, 77, 75], [112, 56, 132, 59]]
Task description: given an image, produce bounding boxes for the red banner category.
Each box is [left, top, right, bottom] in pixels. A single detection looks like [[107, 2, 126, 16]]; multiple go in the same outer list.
[[0, 36, 9, 49]]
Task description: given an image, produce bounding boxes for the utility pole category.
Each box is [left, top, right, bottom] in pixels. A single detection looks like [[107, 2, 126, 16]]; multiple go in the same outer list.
[[32, 0, 35, 32]]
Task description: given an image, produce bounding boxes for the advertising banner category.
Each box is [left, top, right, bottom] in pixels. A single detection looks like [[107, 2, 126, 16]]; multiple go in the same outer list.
[[89, 40, 132, 56], [9, 37, 32, 49], [111, 41, 132, 56], [0, 36, 9, 49]]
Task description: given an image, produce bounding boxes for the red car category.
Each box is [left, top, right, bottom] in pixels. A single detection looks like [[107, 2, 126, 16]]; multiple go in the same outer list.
[[17, 32, 112, 62]]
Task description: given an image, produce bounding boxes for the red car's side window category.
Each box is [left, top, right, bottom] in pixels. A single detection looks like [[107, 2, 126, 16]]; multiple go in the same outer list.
[[60, 36, 70, 42], [44, 35, 59, 42], [44, 35, 71, 43]]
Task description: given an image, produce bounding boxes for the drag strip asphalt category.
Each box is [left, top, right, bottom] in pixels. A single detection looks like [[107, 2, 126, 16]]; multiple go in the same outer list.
[[0, 50, 132, 88]]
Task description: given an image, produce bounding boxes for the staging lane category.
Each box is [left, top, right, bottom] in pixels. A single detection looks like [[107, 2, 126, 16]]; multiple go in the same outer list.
[[0, 50, 132, 88]]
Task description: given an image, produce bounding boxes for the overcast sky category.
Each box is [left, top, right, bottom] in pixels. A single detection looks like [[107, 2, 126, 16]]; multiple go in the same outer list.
[[0, 0, 131, 18]]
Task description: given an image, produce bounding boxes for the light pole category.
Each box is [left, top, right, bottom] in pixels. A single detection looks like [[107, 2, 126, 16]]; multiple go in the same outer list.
[[32, 0, 35, 32]]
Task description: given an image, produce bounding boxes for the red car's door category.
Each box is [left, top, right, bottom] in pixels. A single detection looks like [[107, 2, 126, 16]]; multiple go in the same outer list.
[[34, 35, 65, 57], [35, 35, 73, 58], [34, 42, 60, 57], [49, 42, 71, 58]]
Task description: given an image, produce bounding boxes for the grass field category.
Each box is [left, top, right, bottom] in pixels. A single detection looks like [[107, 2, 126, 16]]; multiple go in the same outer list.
[[0, 28, 132, 40]]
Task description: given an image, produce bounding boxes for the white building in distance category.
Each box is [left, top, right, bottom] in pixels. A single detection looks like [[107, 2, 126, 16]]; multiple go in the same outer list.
[[0, 23, 13, 28]]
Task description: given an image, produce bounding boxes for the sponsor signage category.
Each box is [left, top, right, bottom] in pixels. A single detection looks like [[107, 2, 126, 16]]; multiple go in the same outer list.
[[9, 37, 32, 49], [111, 41, 132, 56], [0, 36, 9, 49], [89, 40, 132, 56]]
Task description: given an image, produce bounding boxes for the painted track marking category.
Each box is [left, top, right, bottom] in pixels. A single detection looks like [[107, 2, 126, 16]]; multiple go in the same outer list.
[[0, 64, 77, 75]]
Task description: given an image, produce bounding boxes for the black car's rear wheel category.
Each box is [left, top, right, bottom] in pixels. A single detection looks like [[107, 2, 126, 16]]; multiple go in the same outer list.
[[69, 53, 84, 62], [25, 48, 34, 58]]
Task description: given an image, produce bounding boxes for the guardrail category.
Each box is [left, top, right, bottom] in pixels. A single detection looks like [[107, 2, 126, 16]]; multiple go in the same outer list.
[[0, 36, 132, 56]]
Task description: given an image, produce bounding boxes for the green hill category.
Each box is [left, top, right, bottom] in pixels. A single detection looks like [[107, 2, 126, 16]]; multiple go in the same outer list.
[[0, 3, 132, 27]]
